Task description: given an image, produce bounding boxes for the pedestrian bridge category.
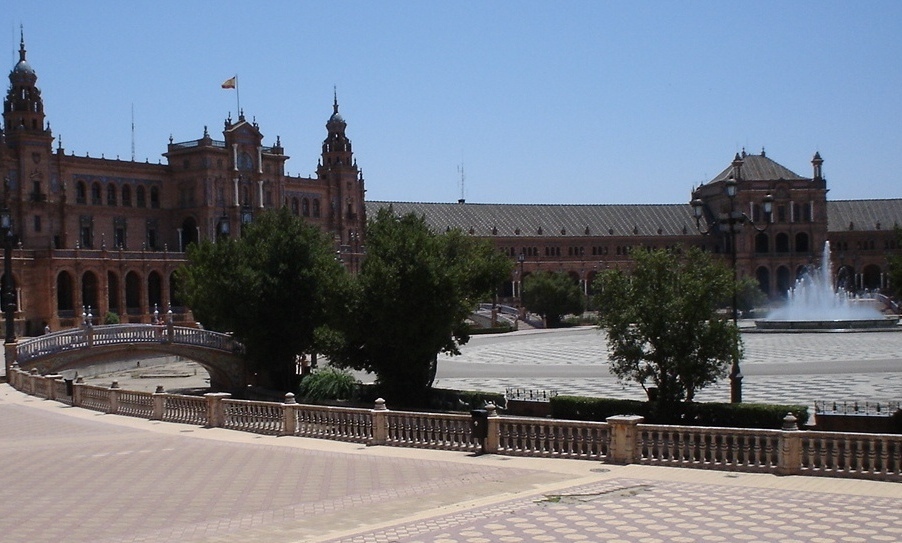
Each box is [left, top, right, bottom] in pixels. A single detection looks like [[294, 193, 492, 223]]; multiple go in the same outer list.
[[11, 324, 247, 391]]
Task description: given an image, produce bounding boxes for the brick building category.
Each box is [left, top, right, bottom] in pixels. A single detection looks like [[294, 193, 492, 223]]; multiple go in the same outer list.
[[3, 33, 901, 336]]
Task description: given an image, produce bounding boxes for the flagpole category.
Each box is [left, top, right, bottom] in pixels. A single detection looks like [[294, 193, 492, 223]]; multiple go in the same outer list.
[[235, 74, 241, 115]]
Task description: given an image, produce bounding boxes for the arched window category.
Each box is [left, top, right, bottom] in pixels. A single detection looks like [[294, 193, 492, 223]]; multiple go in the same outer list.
[[57, 271, 75, 314], [150, 186, 160, 209], [148, 271, 163, 309], [312, 199, 321, 218], [755, 266, 770, 299], [82, 271, 99, 314], [170, 272, 184, 310], [76, 181, 87, 204], [122, 185, 132, 207], [136, 186, 147, 208], [863, 265, 882, 290], [302, 198, 310, 217], [754, 233, 769, 254], [107, 272, 120, 317], [775, 232, 790, 253], [291, 198, 300, 216], [107, 184, 117, 206], [91, 182, 102, 205], [125, 271, 142, 315], [795, 232, 809, 253], [776, 266, 792, 298]]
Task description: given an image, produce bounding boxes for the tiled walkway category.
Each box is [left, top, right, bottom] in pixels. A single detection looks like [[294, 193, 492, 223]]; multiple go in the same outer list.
[[2, 384, 900, 543]]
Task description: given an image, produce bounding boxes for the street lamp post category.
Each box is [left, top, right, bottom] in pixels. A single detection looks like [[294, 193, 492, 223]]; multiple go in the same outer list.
[[691, 173, 773, 403], [1, 208, 16, 344]]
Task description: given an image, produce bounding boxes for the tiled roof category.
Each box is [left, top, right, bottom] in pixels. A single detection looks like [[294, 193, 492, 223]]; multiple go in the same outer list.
[[367, 201, 697, 238], [710, 153, 807, 183], [367, 198, 902, 238], [826, 199, 902, 233]]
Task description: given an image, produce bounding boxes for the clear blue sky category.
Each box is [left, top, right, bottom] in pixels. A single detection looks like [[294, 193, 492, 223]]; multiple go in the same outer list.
[[6, 2, 902, 205]]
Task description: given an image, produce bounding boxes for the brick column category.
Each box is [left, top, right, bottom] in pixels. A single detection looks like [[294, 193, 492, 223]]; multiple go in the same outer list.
[[606, 415, 644, 464], [370, 398, 387, 446]]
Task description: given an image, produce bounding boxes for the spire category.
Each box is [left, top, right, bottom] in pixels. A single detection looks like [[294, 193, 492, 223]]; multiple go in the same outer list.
[[19, 25, 26, 63], [333, 85, 339, 115]]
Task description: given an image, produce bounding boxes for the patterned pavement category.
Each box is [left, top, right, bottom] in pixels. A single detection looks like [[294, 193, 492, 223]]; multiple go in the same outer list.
[[2, 384, 900, 543]]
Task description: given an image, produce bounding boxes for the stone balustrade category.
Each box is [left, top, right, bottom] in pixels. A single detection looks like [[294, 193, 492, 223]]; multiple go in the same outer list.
[[7, 365, 901, 482]]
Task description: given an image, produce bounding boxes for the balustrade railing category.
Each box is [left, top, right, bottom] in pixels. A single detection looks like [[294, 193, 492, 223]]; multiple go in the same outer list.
[[638, 425, 780, 472], [15, 324, 244, 364], [385, 411, 476, 451], [6, 366, 901, 482]]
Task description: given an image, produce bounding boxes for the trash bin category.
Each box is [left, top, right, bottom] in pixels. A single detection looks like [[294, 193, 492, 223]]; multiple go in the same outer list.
[[470, 408, 488, 439]]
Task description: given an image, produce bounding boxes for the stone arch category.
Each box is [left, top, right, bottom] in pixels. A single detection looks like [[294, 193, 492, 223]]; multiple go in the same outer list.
[[106, 183, 117, 206], [836, 265, 855, 292], [169, 271, 184, 310], [302, 198, 310, 217], [122, 184, 132, 206], [136, 186, 147, 208]]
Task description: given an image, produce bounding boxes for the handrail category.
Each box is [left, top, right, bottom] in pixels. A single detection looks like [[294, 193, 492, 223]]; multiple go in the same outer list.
[[6, 366, 901, 482]]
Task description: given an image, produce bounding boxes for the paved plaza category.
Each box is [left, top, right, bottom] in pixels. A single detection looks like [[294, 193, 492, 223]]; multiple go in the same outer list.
[[2, 383, 901, 543]]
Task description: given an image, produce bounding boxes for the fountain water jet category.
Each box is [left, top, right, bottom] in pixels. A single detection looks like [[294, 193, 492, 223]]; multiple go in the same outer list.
[[755, 241, 898, 330]]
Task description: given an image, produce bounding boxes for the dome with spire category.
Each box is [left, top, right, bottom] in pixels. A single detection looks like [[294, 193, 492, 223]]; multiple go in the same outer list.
[[11, 26, 35, 78]]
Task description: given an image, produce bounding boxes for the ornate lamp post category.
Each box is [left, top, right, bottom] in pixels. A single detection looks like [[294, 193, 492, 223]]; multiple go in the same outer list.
[[690, 174, 773, 403], [1, 207, 16, 344]]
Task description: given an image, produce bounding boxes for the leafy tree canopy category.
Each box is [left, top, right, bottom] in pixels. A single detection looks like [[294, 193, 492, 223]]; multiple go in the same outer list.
[[594, 246, 741, 406], [522, 271, 584, 327], [178, 207, 348, 391], [325, 208, 512, 406]]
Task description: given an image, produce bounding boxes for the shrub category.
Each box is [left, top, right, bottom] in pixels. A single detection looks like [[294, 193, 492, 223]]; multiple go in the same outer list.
[[550, 394, 809, 429], [104, 312, 120, 325], [298, 366, 359, 401]]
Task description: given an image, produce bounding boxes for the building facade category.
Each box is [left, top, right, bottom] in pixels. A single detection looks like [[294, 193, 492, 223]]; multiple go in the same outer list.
[[3, 33, 901, 336], [3, 34, 365, 334]]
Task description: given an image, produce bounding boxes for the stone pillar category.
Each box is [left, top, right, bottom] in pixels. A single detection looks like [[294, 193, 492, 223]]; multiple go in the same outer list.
[[151, 385, 166, 420], [606, 415, 644, 464], [45, 374, 63, 400], [72, 376, 84, 408], [204, 392, 232, 428], [485, 402, 500, 454], [281, 393, 297, 436], [4, 340, 17, 381], [370, 398, 388, 446], [777, 412, 802, 476], [109, 380, 120, 414]]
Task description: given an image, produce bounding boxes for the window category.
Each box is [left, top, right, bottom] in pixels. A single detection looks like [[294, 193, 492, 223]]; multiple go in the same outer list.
[[136, 186, 146, 207], [312, 199, 321, 218], [122, 185, 132, 206], [91, 183, 102, 205], [107, 184, 117, 206], [76, 181, 87, 204], [150, 186, 160, 209]]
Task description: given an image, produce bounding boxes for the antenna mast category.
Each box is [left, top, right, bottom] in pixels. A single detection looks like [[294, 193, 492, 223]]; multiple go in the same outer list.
[[130, 104, 135, 161], [457, 163, 466, 204]]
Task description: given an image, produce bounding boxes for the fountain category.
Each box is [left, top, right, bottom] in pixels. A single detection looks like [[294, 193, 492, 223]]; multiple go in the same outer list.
[[755, 241, 899, 330]]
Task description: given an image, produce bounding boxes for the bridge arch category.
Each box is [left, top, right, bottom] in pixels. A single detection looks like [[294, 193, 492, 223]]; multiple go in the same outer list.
[[14, 324, 247, 392]]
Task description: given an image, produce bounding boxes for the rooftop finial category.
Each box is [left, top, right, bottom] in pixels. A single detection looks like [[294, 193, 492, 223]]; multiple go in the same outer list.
[[19, 24, 26, 62], [333, 85, 339, 114]]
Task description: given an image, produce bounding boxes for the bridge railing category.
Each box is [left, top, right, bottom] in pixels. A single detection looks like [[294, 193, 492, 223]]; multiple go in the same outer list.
[[6, 366, 901, 482], [15, 324, 245, 364]]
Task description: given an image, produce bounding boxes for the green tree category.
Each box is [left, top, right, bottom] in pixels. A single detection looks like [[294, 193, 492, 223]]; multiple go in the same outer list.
[[326, 208, 511, 406], [734, 276, 768, 315], [594, 247, 741, 407], [178, 207, 347, 391], [522, 271, 584, 327]]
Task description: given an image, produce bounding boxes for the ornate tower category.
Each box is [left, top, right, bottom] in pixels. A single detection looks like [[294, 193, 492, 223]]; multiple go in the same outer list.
[[316, 90, 366, 262], [3, 27, 55, 248]]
